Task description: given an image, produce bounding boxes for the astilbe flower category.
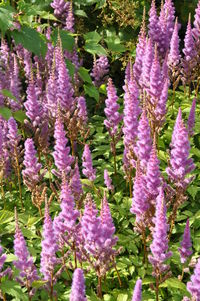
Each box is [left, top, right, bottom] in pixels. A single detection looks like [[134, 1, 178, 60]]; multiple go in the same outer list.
[[168, 18, 181, 68], [140, 38, 154, 89], [46, 64, 58, 118], [130, 164, 149, 224], [193, 0, 200, 40], [70, 161, 83, 200], [53, 179, 79, 246], [187, 257, 200, 300], [0, 243, 8, 278], [70, 268, 87, 301], [0, 121, 11, 178], [163, 0, 175, 45], [133, 11, 146, 82], [104, 78, 122, 136], [40, 203, 58, 282], [82, 144, 96, 181], [14, 209, 38, 285], [22, 138, 42, 190], [77, 96, 88, 124], [65, 1, 74, 33], [148, 187, 172, 275], [52, 118, 74, 176], [132, 279, 142, 301], [104, 169, 114, 192], [56, 46, 74, 112], [145, 143, 161, 201], [23, 48, 32, 80], [187, 98, 196, 136], [123, 79, 140, 168], [7, 117, 21, 154], [24, 77, 44, 127], [157, 2, 168, 54], [166, 108, 195, 188], [51, 0, 69, 18], [178, 219, 192, 264], [135, 111, 152, 169], [9, 55, 21, 111], [155, 78, 169, 123], [91, 56, 109, 87], [148, 0, 160, 46], [183, 15, 196, 62]]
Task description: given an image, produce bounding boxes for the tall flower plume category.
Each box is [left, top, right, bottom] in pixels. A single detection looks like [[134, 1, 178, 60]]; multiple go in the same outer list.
[[178, 219, 192, 264], [193, 0, 200, 40], [168, 18, 181, 68], [91, 56, 109, 87], [132, 279, 142, 301], [82, 144, 96, 181], [187, 257, 200, 300], [187, 98, 196, 136], [70, 268, 87, 301]]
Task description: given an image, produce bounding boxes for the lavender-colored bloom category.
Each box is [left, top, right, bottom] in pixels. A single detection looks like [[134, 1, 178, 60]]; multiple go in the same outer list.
[[123, 79, 140, 165], [135, 111, 152, 169], [104, 78, 122, 136], [163, 0, 175, 44], [82, 144, 96, 181], [46, 65, 58, 118], [155, 78, 169, 122], [187, 98, 196, 136], [91, 56, 109, 87], [130, 164, 149, 223], [0, 244, 6, 274], [132, 279, 142, 301], [56, 47, 74, 111], [187, 257, 200, 300], [77, 96, 88, 124], [148, 0, 160, 45], [51, 0, 69, 18], [145, 143, 161, 200], [40, 204, 57, 282], [178, 219, 192, 264], [158, 2, 168, 54], [168, 18, 181, 67], [0, 39, 9, 67], [9, 55, 21, 111], [140, 38, 154, 88], [193, 0, 200, 40], [7, 117, 20, 154], [149, 46, 163, 102], [70, 162, 83, 200], [24, 78, 43, 127], [14, 210, 38, 283], [65, 1, 74, 33], [52, 118, 74, 175], [22, 138, 42, 190], [70, 268, 87, 301], [166, 108, 195, 188], [104, 169, 114, 191], [183, 15, 196, 62], [148, 187, 172, 274], [23, 49, 32, 79]]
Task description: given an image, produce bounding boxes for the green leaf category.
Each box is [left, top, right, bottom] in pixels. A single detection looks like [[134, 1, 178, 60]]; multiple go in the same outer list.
[[5, 254, 17, 263], [0, 4, 14, 34], [74, 9, 88, 18], [32, 280, 48, 289], [12, 110, 27, 123], [85, 42, 107, 56], [65, 59, 76, 78], [84, 84, 99, 101], [0, 280, 28, 300], [117, 294, 128, 301], [11, 25, 47, 57], [0, 107, 12, 120], [1, 89, 18, 101], [160, 278, 188, 293], [78, 67, 92, 84], [105, 37, 126, 53], [51, 29, 75, 52], [84, 31, 101, 43]]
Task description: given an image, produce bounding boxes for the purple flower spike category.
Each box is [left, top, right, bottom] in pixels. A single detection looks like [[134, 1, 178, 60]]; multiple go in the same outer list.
[[53, 179, 79, 247], [148, 0, 160, 46], [183, 15, 196, 62], [52, 118, 74, 175], [91, 56, 109, 87], [104, 169, 114, 192], [70, 161, 83, 200], [132, 279, 142, 301], [70, 268, 87, 301], [163, 0, 175, 44], [187, 98, 196, 136], [187, 257, 200, 300], [51, 0, 69, 18], [65, 1, 74, 33], [104, 78, 122, 136], [149, 46, 163, 102], [82, 144, 96, 181], [22, 138, 42, 190], [40, 203, 57, 282], [148, 187, 172, 274], [140, 38, 154, 88], [77, 96, 88, 124], [158, 3, 168, 54], [168, 18, 181, 68], [193, 0, 200, 40], [166, 108, 195, 188], [9, 55, 21, 111], [7, 117, 21, 154], [14, 209, 38, 284], [135, 111, 152, 169], [0, 244, 6, 275], [178, 219, 192, 264], [130, 164, 149, 223]]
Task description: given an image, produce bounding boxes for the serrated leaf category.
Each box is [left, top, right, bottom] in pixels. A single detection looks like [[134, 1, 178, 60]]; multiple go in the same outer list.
[[0, 4, 14, 34], [84, 84, 99, 101], [160, 278, 188, 292], [105, 37, 126, 53], [51, 29, 74, 52], [32, 280, 48, 289], [0, 280, 28, 300], [0, 107, 12, 120], [78, 67, 92, 84], [12, 25, 47, 57], [85, 42, 107, 56]]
